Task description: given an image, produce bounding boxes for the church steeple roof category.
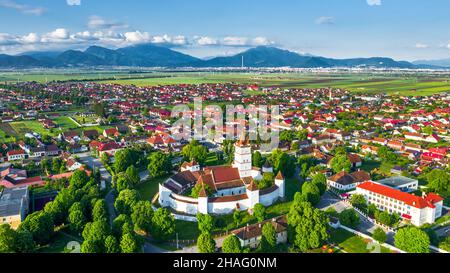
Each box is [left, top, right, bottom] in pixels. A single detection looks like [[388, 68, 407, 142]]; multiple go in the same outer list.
[[275, 171, 284, 180], [247, 180, 259, 191]]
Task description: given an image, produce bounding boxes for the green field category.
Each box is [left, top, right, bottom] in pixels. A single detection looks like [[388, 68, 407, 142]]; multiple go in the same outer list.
[[2, 71, 450, 96], [98, 72, 450, 96], [8, 116, 79, 137], [329, 228, 392, 253]]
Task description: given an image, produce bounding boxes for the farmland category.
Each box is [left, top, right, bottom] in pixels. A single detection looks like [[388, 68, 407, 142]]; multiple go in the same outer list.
[[2, 70, 450, 96]]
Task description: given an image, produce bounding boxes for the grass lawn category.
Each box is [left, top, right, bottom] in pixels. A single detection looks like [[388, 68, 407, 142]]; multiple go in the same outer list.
[[361, 159, 394, 176], [204, 152, 222, 166], [36, 231, 81, 253], [10, 120, 52, 136], [52, 116, 80, 130], [0, 128, 15, 143], [136, 175, 170, 201], [172, 220, 201, 241], [329, 228, 392, 253]]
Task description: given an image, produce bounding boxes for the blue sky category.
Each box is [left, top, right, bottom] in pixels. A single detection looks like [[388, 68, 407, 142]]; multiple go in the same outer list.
[[0, 0, 449, 61]]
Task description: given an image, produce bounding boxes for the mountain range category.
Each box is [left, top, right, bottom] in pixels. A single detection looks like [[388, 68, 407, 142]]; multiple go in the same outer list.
[[0, 44, 446, 69]]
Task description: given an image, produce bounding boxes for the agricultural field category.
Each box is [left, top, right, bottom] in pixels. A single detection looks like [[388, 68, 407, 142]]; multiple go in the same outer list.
[[4, 116, 79, 139], [97, 72, 450, 96], [2, 70, 450, 97]]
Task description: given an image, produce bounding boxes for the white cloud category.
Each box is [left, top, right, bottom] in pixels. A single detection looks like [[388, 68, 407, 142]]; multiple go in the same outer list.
[[415, 43, 429, 49], [0, 0, 45, 15], [194, 36, 218, 46], [124, 31, 152, 43], [88, 16, 128, 30], [222, 36, 274, 47], [367, 0, 382, 6], [0, 27, 277, 55], [21, 33, 40, 43], [252, 37, 273, 46], [315, 16, 335, 25], [67, 0, 81, 5]]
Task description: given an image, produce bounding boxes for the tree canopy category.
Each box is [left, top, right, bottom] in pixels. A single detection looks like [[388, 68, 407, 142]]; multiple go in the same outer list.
[[394, 227, 430, 253]]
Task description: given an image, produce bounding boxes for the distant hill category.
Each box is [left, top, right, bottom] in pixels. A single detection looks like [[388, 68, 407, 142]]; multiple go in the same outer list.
[[196, 47, 418, 69], [0, 44, 442, 69], [413, 58, 450, 68]]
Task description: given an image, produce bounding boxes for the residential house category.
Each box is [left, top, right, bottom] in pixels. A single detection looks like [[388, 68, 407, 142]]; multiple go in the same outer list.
[[327, 170, 371, 191], [232, 216, 288, 249]]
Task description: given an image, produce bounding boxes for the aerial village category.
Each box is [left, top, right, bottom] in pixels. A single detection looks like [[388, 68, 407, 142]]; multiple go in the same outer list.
[[0, 80, 449, 254]]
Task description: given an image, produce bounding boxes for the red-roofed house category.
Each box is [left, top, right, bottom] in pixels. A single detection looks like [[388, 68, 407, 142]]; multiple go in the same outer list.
[[356, 182, 443, 226], [103, 128, 120, 138], [7, 150, 26, 161]]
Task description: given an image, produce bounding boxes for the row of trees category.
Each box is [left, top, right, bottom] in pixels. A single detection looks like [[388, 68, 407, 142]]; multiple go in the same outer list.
[[0, 169, 103, 253]]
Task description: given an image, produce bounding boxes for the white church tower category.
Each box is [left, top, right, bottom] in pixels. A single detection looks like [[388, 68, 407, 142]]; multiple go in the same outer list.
[[233, 136, 253, 178]]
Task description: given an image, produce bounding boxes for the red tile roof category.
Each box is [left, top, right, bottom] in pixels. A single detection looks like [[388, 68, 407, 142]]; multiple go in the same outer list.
[[358, 182, 443, 209]]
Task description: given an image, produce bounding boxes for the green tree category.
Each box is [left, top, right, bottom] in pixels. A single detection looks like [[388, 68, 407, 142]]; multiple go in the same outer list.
[[426, 169, 450, 197], [105, 235, 120, 253], [112, 214, 133, 237], [125, 166, 140, 187], [14, 230, 35, 253], [373, 228, 388, 244], [222, 235, 242, 253], [252, 151, 263, 168], [114, 189, 140, 215], [0, 224, 16, 253], [101, 153, 110, 166], [120, 233, 139, 253], [423, 126, 433, 136], [339, 209, 360, 228], [311, 173, 327, 195], [256, 172, 274, 190], [330, 154, 351, 173], [253, 203, 267, 223], [152, 208, 175, 241], [69, 170, 90, 190], [350, 194, 367, 210], [197, 233, 216, 253], [182, 141, 209, 165], [233, 210, 242, 226], [197, 213, 214, 234], [280, 130, 294, 142], [114, 149, 135, 173], [301, 182, 321, 205], [191, 183, 213, 198], [92, 199, 109, 222], [394, 227, 430, 253], [288, 201, 329, 252], [131, 201, 154, 234], [270, 150, 296, 178], [68, 202, 87, 233], [19, 211, 54, 245], [115, 173, 133, 192], [81, 239, 100, 253], [259, 222, 277, 253], [148, 151, 172, 178]]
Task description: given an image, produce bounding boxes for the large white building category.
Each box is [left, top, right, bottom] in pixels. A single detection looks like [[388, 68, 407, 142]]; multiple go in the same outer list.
[[356, 182, 443, 227], [158, 138, 285, 215]]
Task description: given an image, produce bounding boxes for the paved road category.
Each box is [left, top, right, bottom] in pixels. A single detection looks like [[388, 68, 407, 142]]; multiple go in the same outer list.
[[144, 242, 169, 253], [435, 226, 450, 238], [78, 153, 112, 183], [317, 192, 349, 213], [174, 236, 227, 253]]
